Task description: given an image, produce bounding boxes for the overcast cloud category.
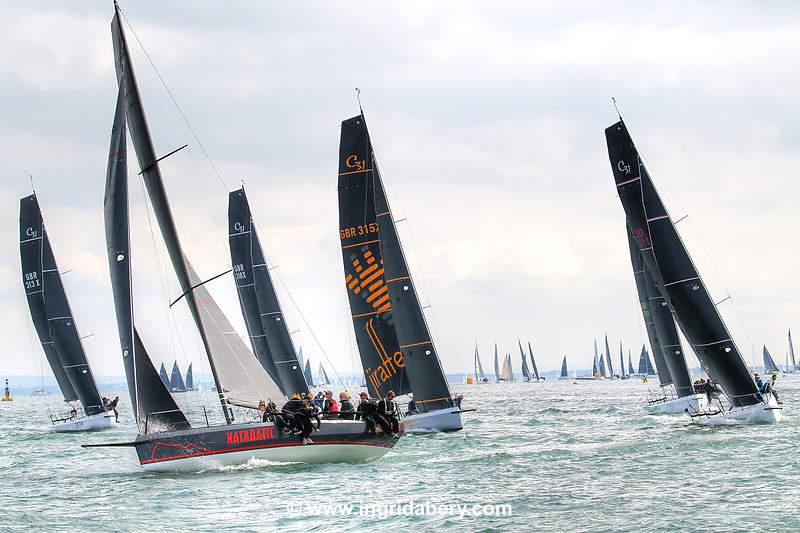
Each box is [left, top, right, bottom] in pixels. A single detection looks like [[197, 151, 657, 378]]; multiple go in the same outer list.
[[1, 1, 798, 381]]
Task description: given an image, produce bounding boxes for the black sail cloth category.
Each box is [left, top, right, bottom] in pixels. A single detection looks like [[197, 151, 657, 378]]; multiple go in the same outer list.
[[606, 120, 760, 407], [338, 115, 411, 398]]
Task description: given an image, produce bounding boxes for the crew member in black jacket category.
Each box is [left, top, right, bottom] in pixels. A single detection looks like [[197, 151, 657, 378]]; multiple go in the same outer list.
[[377, 391, 400, 433]]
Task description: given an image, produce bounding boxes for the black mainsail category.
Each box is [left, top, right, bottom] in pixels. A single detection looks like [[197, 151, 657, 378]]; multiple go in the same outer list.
[[169, 361, 186, 392], [560, 356, 568, 379], [638, 346, 656, 375], [596, 339, 606, 377], [185, 363, 194, 390], [763, 346, 779, 373], [607, 119, 760, 407], [103, 83, 189, 432], [519, 341, 531, 381], [338, 116, 411, 398], [494, 343, 501, 381], [604, 335, 615, 377], [21, 193, 106, 416], [20, 195, 78, 403], [304, 359, 315, 388], [527, 342, 540, 381], [228, 188, 308, 396], [112, 4, 283, 419], [789, 330, 797, 372]]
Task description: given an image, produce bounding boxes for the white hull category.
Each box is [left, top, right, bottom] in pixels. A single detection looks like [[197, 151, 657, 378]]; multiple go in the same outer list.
[[653, 393, 709, 414], [402, 408, 463, 433], [693, 395, 783, 425], [141, 442, 391, 472], [52, 412, 116, 432]]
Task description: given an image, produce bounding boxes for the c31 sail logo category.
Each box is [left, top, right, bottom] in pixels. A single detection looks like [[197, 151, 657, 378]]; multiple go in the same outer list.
[[345, 154, 368, 172], [617, 160, 631, 175], [25, 227, 38, 238]]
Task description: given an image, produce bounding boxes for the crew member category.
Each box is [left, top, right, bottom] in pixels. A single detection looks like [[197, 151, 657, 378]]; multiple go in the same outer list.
[[339, 392, 355, 420], [377, 390, 399, 433]]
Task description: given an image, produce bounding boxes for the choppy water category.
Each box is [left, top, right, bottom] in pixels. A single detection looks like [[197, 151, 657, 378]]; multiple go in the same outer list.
[[1, 377, 798, 532]]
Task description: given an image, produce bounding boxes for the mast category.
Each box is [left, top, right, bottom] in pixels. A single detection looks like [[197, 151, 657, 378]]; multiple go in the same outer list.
[[337, 116, 411, 399], [19, 195, 77, 402], [112, 5, 283, 418], [606, 119, 760, 408], [103, 81, 189, 432], [527, 342, 540, 380], [228, 187, 308, 396]]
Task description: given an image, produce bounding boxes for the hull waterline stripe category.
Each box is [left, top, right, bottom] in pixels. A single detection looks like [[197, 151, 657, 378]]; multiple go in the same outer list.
[[141, 439, 394, 464]]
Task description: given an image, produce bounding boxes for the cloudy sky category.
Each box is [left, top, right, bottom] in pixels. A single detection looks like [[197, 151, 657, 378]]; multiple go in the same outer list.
[[1, 1, 798, 383]]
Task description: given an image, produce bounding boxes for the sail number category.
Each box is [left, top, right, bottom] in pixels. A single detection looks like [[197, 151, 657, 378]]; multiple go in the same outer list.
[[340, 223, 378, 240], [345, 155, 368, 171], [24, 271, 41, 289], [233, 263, 247, 281]]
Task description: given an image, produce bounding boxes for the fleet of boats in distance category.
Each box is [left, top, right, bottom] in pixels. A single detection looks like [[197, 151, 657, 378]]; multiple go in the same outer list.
[[3, 2, 791, 474]]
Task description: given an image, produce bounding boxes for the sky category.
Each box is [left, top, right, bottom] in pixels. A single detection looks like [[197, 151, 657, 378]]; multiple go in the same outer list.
[[1, 1, 799, 382]]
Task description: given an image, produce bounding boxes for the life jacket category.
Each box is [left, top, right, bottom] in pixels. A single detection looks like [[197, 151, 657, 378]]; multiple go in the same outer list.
[[328, 399, 339, 413]]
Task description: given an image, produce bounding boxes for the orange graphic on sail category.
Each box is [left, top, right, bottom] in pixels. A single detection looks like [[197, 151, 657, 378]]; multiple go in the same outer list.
[[344, 248, 392, 313]]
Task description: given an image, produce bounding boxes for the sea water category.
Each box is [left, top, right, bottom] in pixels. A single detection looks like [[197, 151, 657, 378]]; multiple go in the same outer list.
[[1, 377, 798, 531]]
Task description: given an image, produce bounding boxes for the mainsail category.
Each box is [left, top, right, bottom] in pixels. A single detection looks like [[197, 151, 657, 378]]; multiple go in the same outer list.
[[20, 194, 78, 403], [527, 342, 540, 380], [788, 330, 796, 372], [169, 361, 186, 392], [628, 352, 635, 376], [763, 346, 780, 373], [304, 359, 315, 388], [103, 81, 189, 433], [638, 346, 657, 376], [501, 354, 513, 381], [618, 341, 626, 378], [319, 363, 331, 386], [474, 344, 487, 382], [560, 356, 568, 379], [519, 341, 531, 381], [112, 5, 283, 416], [606, 119, 760, 408], [604, 335, 615, 377], [228, 187, 308, 396], [185, 363, 194, 390], [338, 116, 411, 399]]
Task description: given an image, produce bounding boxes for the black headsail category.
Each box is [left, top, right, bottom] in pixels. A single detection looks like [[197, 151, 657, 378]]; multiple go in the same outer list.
[[518, 340, 531, 381], [228, 188, 308, 397], [604, 335, 615, 377], [112, 5, 283, 416], [606, 119, 759, 407], [20, 195, 77, 402], [367, 118, 453, 412], [103, 83, 189, 432], [338, 115, 411, 398], [560, 356, 568, 378], [527, 342, 540, 381]]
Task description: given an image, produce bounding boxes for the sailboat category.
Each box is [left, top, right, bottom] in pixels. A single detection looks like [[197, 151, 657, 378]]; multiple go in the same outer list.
[[228, 187, 308, 397], [604, 335, 615, 379], [628, 351, 636, 376], [637, 347, 657, 376], [624, 223, 706, 413], [607, 117, 781, 423], [494, 343, 502, 382], [618, 341, 629, 380], [596, 338, 607, 378], [337, 112, 461, 432], [159, 362, 169, 387], [762, 346, 780, 374], [474, 344, 488, 384], [318, 363, 332, 386], [559, 356, 569, 380], [501, 354, 514, 382], [86, 3, 399, 469], [527, 341, 543, 382], [303, 359, 315, 388], [519, 340, 531, 382], [185, 363, 196, 391], [20, 193, 115, 431], [787, 330, 797, 373], [169, 361, 187, 393]]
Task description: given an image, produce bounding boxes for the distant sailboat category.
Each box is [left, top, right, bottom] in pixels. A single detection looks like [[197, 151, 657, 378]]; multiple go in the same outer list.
[[159, 362, 169, 387], [304, 359, 315, 388], [519, 340, 531, 382], [637, 347, 657, 376], [318, 363, 332, 386], [169, 361, 187, 393], [604, 335, 615, 379], [20, 193, 114, 431], [607, 117, 779, 424], [763, 346, 780, 374], [628, 351, 635, 376], [787, 330, 796, 373], [559, 356, 569, 380], [618, 341, 629, 380], [597, 338, 607, 378], [527, 342, 543, 382], [185, 363, 195, 391], [494, 343, 501, 382], [501, 353, 514, 382], [474, 343, 488, 383]]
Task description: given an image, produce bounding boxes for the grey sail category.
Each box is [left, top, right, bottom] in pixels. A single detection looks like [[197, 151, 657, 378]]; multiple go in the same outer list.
[[362, 115, 453, 412], [159, 363, 169, 387], [628, 352, 635, 375], [604, 335, 615, 377], [170, 361, 186, 392], [788, 330, 796, 371], [596, 339, 606, 377], [560, 356, 568, 378], [527, 342, 540, 380], [638, 346, 657, 376], [304, 359, 315, 388], [592, 352, 599, 377], [319, 363, 331, 386], [607, 119, 760, 407], [185, 363, 194, 390], [618, 342, 626, 378], [502, 354, 513, 381], [762, 346, 779, 373], [228, 188, 308, 396], [102, 82, 189, 432], [24, 195, 105, 417], [113, 6, 284, 416], [19, 194, 77, 402], [494, 344, 501, 381], [338, 116, 411, 399], [474, 344, 487, 382], [519, 340, 531, 381]]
